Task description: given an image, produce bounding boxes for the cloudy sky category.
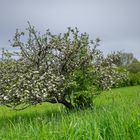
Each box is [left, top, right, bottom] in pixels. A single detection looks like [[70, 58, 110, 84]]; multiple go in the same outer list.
[[0, 0, 140, 59]]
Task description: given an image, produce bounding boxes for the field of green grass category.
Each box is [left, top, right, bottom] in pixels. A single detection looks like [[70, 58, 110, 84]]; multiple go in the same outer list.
[[0, 86, 140, 140]]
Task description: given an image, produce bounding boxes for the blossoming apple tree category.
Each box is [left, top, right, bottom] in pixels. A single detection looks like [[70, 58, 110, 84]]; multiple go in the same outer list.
[[0, 23, 128, 110]]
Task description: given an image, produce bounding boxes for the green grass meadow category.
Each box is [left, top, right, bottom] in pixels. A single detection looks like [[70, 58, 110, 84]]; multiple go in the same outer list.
[[0, 86, 140, 140]]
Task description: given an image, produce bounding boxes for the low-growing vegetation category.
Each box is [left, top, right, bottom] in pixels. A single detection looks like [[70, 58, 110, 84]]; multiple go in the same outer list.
[[0, 86, 140, 140]]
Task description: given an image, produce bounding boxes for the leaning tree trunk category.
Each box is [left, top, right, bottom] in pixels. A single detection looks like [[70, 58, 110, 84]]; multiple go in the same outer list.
[[45, 97, 74, 110]]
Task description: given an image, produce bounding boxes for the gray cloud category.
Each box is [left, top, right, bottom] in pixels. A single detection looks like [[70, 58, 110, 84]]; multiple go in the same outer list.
[[0, 0, 140, 59]]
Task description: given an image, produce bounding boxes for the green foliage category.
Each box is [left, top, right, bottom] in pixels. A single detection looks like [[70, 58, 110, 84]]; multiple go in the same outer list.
[[64, 67, 96, 108], [127, 61, 140, 73], [126, 60, 140, 86], [128, 72, 140, 86]]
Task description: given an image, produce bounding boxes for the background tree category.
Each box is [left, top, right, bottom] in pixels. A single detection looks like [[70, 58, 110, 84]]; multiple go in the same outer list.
[[127, 59, 140, 73], [93, 50, 128, 89], [107, 51, 135, 66], [127, 59, 140, 86]]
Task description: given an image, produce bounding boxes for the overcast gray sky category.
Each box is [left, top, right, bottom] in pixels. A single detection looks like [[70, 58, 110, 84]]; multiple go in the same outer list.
[[0, 0, 140, 59]]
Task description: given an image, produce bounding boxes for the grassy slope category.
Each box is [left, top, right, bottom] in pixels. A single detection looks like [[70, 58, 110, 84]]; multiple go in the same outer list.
[[0, 86, 140, 140]]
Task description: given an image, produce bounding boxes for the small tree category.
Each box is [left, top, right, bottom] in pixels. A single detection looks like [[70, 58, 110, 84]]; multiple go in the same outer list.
[[0, 23, 127, 110]]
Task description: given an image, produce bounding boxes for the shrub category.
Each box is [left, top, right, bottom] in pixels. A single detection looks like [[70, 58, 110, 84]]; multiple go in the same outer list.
[[128, 72, 140, 86], [127, 62, 140, 73]]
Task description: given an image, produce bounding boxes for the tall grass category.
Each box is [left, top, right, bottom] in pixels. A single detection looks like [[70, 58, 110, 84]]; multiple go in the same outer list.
[[0, 86, 140, 140]]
